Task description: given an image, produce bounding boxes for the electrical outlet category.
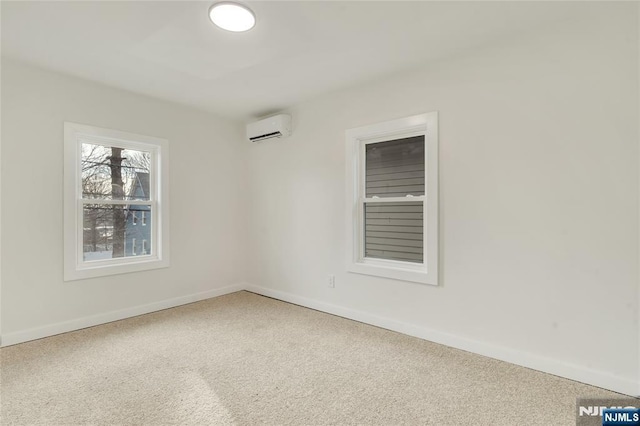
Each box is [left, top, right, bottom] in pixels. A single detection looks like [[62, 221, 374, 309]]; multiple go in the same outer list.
[[327, 274, 335, 288]]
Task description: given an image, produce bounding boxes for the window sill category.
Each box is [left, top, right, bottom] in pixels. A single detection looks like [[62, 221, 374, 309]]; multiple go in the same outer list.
[[64, 257, 169, 281], [348, 261, 437, 286]]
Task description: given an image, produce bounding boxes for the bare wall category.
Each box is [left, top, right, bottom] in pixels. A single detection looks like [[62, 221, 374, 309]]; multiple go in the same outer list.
[[0, 59, 249, 337], [246, 4, 639, 394], [0, 1, 637, 397]]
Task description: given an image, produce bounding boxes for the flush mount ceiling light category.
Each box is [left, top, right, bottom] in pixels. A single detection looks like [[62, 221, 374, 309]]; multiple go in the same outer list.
[[209, 2, 256, 32]]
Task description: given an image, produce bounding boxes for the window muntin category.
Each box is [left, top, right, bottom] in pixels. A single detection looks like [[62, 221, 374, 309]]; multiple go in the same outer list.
[[64, 122, 169, 281]]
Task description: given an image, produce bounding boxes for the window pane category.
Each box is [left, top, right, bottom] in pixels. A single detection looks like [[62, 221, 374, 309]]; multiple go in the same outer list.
[[81, 143, 151, 201], [365, 136, 425, 198], [364, 202, 423, 263], [83, 204, 152, 261]]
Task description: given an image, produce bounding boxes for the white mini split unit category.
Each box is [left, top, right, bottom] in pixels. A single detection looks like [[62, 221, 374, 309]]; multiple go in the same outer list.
[[246, 114, 292, 142]]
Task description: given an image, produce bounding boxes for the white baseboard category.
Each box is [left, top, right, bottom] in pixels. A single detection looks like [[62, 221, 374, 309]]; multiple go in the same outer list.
[[245, 284, 639, 397], [0, 283, 245, 347], [3, 281, 637, 396]]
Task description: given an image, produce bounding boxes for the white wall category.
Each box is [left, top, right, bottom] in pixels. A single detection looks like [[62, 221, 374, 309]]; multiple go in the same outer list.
[[0, 59, 248, 341], [246, 5, 639, 394], [0, 1, 637, 397]]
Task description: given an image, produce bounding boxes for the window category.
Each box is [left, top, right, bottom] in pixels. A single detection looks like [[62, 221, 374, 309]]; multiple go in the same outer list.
[[64, 122, 170, 281], [141, 211, 147, 226], [345, 113, 438, 285], [142, 239, 148, 255]]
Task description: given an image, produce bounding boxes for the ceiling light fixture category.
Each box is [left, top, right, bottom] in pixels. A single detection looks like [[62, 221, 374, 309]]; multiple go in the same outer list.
[[209, 2, 256, 32]]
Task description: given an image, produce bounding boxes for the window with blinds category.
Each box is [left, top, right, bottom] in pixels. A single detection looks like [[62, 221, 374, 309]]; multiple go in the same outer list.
[[364, 136, 425, 263]]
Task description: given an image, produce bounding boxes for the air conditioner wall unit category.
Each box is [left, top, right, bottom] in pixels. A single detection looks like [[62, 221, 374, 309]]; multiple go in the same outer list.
[[246, 114, 292, 142]]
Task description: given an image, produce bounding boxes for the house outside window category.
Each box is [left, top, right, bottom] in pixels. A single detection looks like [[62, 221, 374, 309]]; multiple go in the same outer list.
[[125, 173, 151, 257], [64, 122, 170, 280], [345, 113, 438, 285]]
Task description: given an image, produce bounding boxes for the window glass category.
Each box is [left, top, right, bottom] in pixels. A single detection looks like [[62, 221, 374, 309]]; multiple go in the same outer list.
[[81, 143, 151, 201], [364, 202, 423, 263], [365, 136, 424, 198], [363, 135, 425, 263]]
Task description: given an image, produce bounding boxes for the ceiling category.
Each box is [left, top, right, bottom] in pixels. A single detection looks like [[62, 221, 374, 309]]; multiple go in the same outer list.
[[2, 1, 587, 120]]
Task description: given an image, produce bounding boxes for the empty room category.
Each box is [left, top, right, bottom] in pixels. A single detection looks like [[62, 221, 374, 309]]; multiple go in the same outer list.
[[1, 1, 639, 425]]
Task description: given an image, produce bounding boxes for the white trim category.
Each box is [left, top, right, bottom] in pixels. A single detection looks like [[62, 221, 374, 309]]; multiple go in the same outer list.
[[348, 262, 430, 284], [363, 196, 425, 203], [64, 122, 170, 281], [72, 124, 167, 151], [84, 200, 152, 206], [81, 254, 156, 269], [0, 283, 245, 347], [362, 129, 426, 146], [345, 112, 438, 285], [2, 281, 636, 395], [0, 45, 3, 346], [245, 284, 637, 396], [637, 1, 640, 397]]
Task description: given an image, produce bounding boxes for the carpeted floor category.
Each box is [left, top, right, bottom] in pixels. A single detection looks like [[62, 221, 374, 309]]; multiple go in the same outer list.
[[0, 291, 621, 425]]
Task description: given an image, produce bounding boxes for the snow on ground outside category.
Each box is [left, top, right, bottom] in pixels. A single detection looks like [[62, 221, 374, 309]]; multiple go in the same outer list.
[[83, 251, 113, 261]]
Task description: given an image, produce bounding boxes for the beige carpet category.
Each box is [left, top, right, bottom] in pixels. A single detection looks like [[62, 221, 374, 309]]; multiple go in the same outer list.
[[0, 291, 620, 425]]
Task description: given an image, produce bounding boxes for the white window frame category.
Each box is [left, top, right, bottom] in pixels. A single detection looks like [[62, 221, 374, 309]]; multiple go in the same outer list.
[[141, 211, 147, 226], [132, 238, 137, 256], [345, 112, 438, 285], [64, 122, 170, 281]]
